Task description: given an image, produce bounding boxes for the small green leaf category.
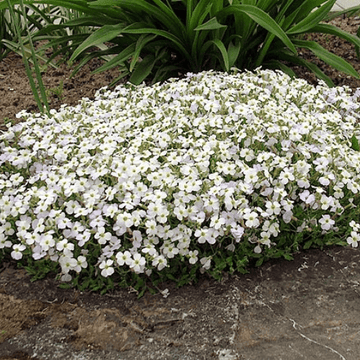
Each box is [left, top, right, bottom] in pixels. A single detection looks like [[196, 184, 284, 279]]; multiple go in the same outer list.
[[70, 23, 125, 62], [129, 54, 156, 85], [194, 17, 227, 31], [166, 273, 177, 281], [255, 258, 264, 267], [303, 240, 313, 250], [283, 253, 294, 261], [58, 283, 72, 289], [351, 135, 360, 151]]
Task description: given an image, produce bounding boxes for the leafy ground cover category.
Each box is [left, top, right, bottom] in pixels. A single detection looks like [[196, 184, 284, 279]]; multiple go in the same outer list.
[[1, 63, 360, 295], [1, 11, 360, 296]]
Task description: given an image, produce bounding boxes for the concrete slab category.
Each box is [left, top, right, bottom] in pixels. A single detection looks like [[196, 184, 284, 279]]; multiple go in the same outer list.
[[333, 0, 360, 11]]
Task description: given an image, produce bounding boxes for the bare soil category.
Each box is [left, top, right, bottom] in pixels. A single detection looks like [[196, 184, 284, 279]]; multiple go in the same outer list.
[[1, 15, 360, 360]]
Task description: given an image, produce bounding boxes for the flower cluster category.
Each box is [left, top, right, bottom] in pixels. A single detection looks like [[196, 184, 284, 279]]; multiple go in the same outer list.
[[1, 68, 360, 283]]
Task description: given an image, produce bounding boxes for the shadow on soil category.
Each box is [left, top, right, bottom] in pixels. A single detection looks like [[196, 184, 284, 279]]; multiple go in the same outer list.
[[0, 246, 359, 360]]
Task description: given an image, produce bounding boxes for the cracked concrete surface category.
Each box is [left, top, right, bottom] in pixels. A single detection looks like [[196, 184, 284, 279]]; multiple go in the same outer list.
[[1, 247, 359, 360]]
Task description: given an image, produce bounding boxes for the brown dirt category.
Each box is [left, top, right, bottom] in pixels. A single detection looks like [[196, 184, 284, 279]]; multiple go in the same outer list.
[[1, 15, 360, 360], [0, 53, 122, 132], [1, 16, 360, 127], [1, 247, 360, 359], [291, 15, 360, 89]]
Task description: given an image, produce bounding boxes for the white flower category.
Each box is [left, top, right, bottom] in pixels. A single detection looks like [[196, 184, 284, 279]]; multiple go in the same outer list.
[[188, 250, 199, 264], [116, 250, 132, 266], [174, 205, 189, 221], [59, 256, 77, 273], [15, 216, 31, 233], [230, 225, 244, 242], [99, 259, 114, 277], [299, 190, 316, 205], [254, 245, 262, 253], [209, 215, 226, 230], [319, 215, 335, 231], [350, 221, 360, 232], [243, 211, 260, 228], [40, 233, 55, 251], [347, 231, 360, 247], [194, 227, 218, 244], [244, 168, 258, 184], [282, 210, 293, 224], [278, 168, 295, 185], [265, 201, 281, 216], [74, 255, 88, 272], [129, 253, 146, 273], [94, 227, 112, 245], [11, 244, 26, 260], [200, 256, 211, 271], [162, 242, 179, 258], [76, 230, 91, 247], [152, 255, 167, 270]]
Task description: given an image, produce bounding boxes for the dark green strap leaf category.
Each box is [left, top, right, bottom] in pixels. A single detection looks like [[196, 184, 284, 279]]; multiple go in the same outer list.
[[194, 17, 227, 31], [292, 39, 360, 79], [218, 4, 297, 54], [287, 0, 336, 34]]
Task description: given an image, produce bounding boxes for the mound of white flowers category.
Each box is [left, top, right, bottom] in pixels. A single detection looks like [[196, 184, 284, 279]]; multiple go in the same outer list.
[[1, 68, 360, 287]]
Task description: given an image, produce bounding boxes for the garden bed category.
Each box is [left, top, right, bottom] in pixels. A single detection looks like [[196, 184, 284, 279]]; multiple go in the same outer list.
[[1, 14, 360, 360]]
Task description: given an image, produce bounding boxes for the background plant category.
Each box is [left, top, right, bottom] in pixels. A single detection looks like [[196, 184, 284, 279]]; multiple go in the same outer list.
[[0, 0, 93, 114], [2, 0, 360, 86], [0, 1, 92, 63], [4, 0, 50, 114], [0, 2, 51, 63]]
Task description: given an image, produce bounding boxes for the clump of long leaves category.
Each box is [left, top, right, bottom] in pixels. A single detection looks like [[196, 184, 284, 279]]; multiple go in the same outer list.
[[0, 2, 50, 62], [0, 1, 93, 114], [0, 1, 92, 64], [3, 0, 50, 114], [3, 0, 360, 86]]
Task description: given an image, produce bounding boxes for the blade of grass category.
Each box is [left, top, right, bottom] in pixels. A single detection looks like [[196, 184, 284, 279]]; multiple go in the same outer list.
[[286, 0, 336, 34], [69, 23, 126, 62], [1, 39, 57, 67], [275, 50, 335, 87], [311, 24, 360, 48], [129, 54, 156, 85], [292, 39, 360, 79], [5, 0, 49, 114], [218, 4, 297, 55], [324, 5, 360, 21]]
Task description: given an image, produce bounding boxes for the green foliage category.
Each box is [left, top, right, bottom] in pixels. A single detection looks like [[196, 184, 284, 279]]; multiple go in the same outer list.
[[4, 0, 50, 114], [324, 5, 360, 59], [0, 1, 93, 61], [0, 1, 95, 114], [2, 0, 360, 86], [325, 4, 360, 21], [46, 79, 64, 102], [19, 257, 59, 281], [351, 134, 360, 151]]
